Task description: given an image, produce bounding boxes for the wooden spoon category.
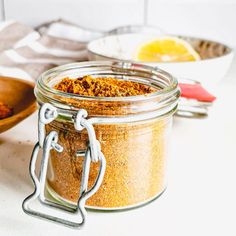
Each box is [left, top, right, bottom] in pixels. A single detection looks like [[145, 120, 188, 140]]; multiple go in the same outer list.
[[0, 76, 36, 133]]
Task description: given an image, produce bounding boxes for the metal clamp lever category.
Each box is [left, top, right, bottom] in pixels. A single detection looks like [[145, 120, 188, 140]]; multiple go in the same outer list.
[[22, 104, 106, 229]]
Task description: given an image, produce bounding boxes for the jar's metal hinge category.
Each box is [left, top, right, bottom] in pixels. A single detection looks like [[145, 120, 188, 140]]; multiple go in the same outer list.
[[22, 103, 106, 228]]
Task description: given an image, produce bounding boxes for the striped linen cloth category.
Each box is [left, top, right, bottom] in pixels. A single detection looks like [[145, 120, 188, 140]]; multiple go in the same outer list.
[[0, 20, 103, 81]]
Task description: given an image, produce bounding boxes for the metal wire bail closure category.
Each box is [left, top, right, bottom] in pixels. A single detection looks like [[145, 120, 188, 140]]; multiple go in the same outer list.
[[22, 103, 106, 229]]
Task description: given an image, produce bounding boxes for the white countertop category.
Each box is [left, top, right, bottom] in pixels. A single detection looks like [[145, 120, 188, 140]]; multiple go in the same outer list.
[[0, 58, 236, 236]]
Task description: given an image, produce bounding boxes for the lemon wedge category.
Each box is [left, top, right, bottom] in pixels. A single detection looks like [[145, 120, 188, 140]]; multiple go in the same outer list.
[[135, 36, 200, 62]]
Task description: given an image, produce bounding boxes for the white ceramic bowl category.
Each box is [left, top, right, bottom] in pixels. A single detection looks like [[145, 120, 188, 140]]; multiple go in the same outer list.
[[88, 33, 234, 86]]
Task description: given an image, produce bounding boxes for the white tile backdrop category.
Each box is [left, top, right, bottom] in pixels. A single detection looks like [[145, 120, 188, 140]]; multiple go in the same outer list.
[[3, 0, 236, 46], [4, 0, 145, 31], [148, 0, 236, 46]]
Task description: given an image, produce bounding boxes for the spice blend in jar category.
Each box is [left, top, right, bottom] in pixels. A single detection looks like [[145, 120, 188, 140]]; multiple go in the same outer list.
[[35, 62, 179, 210]]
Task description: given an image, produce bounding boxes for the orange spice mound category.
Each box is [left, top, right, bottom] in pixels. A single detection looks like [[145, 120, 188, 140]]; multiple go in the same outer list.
[[0, 102, 13, 120], [54, 75, 156, 97], [48, 75, 168, 209]]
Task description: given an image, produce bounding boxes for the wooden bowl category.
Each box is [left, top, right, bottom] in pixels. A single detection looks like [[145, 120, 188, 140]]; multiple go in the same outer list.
[[0, 76, 36, 133]]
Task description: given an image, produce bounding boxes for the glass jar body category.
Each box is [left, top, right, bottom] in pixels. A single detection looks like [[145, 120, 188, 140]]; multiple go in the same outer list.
[[35, 61, 179, 211]]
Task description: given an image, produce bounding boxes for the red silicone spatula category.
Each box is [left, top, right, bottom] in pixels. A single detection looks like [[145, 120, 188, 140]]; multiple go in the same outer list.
[[179, 83, 216, 103], [176, 79, 216, 118]]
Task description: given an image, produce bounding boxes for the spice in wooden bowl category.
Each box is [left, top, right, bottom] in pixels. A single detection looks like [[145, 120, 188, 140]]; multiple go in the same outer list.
[[0, 102, 13, 120]]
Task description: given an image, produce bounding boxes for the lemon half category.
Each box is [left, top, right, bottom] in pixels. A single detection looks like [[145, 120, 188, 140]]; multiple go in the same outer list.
[[134, 36, 200, 62]]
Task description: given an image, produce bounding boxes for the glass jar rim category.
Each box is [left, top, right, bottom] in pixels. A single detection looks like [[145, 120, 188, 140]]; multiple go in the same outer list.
[[36, 61, 179, 102]]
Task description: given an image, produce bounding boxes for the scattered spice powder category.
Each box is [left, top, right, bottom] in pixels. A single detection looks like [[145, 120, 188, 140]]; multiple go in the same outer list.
[[46, 76, 170, 209], [0, 102, 13, 120]]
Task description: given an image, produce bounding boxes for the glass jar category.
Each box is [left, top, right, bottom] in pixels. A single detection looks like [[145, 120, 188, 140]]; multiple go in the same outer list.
[[23, 61, 179, 227]]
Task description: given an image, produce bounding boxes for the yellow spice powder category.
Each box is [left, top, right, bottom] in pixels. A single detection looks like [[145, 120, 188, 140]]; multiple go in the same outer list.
[[46, 76, 169, 209]]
